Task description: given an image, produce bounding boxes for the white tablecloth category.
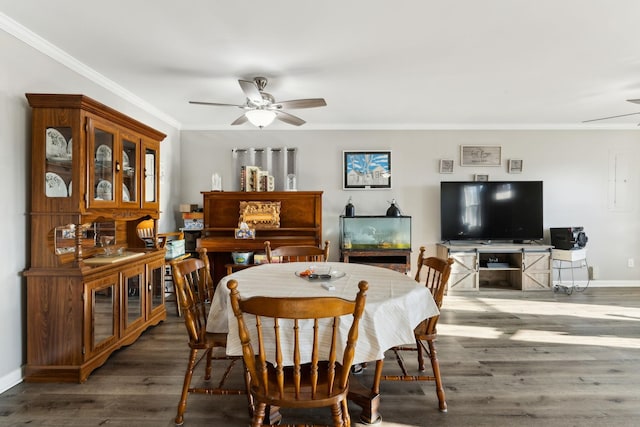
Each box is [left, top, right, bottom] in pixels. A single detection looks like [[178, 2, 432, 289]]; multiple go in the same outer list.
[[207, 262, 439, 365]]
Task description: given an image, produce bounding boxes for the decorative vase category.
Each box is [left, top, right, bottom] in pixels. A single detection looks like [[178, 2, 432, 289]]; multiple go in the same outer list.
[[345, 197, 355, 217], [386, 199, 401, 216]]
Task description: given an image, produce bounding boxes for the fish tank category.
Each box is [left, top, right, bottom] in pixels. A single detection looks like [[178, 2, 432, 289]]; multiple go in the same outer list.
[[340, 215, 411, 250]]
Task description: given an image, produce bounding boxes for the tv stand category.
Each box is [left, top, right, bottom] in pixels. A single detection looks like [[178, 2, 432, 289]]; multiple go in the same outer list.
[[436, 242, 552, 292]]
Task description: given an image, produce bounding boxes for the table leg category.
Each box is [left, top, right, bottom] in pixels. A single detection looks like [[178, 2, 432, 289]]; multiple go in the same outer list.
[[347, 360, 384, 424]]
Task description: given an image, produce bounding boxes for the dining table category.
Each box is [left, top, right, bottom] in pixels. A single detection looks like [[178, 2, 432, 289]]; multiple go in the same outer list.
[[207, 261, 439, 424]]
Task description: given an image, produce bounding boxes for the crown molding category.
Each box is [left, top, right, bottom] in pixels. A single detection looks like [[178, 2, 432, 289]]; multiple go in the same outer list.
[[0, 12, 181, 130]]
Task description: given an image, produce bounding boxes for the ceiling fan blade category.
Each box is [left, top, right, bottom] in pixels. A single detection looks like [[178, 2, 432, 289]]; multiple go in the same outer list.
[[239, 79, 263, 104], [273, 98, 327, 109], [275, 110, 306, 126], [231, 114, 248, 126], [189, 101, 244, 108], [627, 99, 640, 104], [583, 111, 640, 123]]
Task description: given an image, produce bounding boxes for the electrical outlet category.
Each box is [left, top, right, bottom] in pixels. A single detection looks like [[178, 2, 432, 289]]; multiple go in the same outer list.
[[628, 258, 635, 268]]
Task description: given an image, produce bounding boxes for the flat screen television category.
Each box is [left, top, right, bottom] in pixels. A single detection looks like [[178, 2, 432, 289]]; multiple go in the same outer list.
[[440, 181, 543, 242]]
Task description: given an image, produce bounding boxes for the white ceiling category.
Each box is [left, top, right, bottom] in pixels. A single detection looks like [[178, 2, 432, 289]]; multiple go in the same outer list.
[[3, 0, 640, 130]]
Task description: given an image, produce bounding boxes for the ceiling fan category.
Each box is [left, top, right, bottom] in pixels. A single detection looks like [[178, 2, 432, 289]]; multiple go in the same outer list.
[[583, 99, 640, 125], [189, 77, 327, 128]]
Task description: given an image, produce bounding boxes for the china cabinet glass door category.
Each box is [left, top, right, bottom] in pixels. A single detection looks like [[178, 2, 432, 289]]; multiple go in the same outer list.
[[142, 139, 160, 210], [86, 274, 119, 358], [122, 265, 145, 334], [88, 118, 117, 208], [44, 126, 73, 199], [147, 259, 165, 318], [121, 135, 139, 205]]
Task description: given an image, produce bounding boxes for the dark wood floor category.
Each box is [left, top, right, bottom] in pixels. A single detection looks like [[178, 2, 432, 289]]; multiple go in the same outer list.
[[2, 287, 640, 426]]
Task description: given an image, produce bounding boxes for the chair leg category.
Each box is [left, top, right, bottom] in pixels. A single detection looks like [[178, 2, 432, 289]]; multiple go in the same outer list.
[[341, 399, 351, 427], [243, 364, 255, 418], [165, 266, 181, 317], [427, 339, 447, 412], [174, 283, 181, 317], [175, 348, 198, 425], [416, 337, 426, 371], [251, 402, 267, 427], [330, 402, 345, 427], [204, 348, 213, 380]]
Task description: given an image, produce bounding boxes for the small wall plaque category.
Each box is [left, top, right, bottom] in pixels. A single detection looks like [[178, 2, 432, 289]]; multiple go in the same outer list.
[[508, 159, 523, 173], [461, 145, 501, 166], [439, 159, 454, 174]]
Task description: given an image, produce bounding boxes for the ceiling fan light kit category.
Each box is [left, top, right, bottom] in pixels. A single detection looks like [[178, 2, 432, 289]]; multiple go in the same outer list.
[[245, 109, 276, 128], [190, 76, 327, 128]]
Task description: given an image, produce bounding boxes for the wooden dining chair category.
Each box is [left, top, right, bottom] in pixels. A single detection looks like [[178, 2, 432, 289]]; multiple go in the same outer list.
[[171, 249, 250, 425], [137, 219, 189, 316], [264, 240, 330, 263], [374, 246, 453, 413], [227, 278, 368, 427], [136, 218, 184, 249]]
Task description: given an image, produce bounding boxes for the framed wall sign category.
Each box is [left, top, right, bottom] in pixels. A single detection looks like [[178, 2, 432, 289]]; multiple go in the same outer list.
[[439, 159, 454, 174], [460, 145, 502, 166], [508, 159, 523, 173], [343, 150, 391, 189], [474, 174, 489, 182]]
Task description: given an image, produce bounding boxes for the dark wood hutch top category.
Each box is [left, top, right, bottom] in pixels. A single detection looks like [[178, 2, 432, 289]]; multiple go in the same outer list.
[[26, 93, 166, 141], [26, 93, 166, 268]]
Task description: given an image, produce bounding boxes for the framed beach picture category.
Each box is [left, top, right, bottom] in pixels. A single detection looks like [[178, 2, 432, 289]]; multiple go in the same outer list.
[[343, 150, 391, 190], [460, 145, 502, 166]]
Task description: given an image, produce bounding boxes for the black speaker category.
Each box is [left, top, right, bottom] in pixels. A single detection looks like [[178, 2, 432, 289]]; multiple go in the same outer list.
[[550, 227, 588, 250]]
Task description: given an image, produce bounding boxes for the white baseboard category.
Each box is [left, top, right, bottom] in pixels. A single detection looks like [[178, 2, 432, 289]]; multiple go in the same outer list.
[[0, 366, 23, 394], [553, 280, 640, 288]]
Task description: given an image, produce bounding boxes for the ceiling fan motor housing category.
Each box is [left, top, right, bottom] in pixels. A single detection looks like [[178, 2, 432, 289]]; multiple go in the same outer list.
[[250, 92, 274, 107], [254, 76, 268, 91], [190, 75, 326, 127]]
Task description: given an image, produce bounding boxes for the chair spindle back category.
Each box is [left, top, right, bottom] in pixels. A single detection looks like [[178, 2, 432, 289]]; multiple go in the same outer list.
[[265, 240, 330, 263], [227, 279, 368, 410], [171, 254, 215, 344]]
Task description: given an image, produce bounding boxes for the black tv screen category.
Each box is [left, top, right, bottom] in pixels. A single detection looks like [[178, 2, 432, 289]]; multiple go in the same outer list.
[[440, 181, 543, 242]]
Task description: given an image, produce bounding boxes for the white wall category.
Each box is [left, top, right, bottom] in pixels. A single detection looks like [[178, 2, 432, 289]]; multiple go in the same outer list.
[[0, 29, 181, 391], [3, 15, 640, 395], [180, 129, 640, 282]]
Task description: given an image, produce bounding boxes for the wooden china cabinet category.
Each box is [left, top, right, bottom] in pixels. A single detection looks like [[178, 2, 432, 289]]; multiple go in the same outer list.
[[24, 94, 167, 382]]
